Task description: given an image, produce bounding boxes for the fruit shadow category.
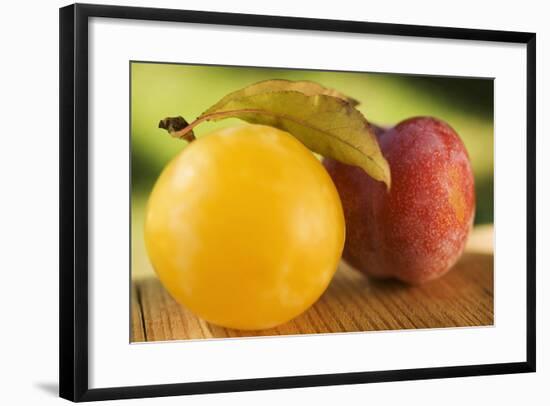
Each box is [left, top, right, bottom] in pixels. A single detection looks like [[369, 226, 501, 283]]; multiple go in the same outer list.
[[347, 251, 494, 295]]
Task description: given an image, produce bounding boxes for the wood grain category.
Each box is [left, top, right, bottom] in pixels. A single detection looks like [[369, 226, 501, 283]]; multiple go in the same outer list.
[[130, 284, 146, 342], [131, 228, 493, 342]]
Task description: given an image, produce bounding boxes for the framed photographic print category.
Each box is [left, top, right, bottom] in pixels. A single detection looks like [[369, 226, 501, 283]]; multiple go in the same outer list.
[[59, 3, 536, 402]]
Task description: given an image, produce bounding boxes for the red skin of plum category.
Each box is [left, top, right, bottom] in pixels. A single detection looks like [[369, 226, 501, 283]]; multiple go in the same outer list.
[[324, 117, 475, 284]]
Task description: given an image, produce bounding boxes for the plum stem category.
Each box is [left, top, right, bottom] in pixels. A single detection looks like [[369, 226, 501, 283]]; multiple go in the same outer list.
[[158, 116, 196, 142]]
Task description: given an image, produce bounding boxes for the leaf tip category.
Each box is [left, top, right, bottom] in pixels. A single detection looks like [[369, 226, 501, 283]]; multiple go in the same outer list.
[[381, 161, 392, 191]]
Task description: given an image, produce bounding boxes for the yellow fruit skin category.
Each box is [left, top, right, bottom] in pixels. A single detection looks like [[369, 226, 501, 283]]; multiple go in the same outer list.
[[144, 124, 345, 330]]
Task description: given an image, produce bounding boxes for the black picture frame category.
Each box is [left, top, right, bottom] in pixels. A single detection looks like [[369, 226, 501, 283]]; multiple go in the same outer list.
[[59, 3, 536, 402]]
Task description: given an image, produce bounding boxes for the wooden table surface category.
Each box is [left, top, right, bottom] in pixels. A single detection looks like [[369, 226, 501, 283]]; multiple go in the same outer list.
[[131, 226, 493, 342]]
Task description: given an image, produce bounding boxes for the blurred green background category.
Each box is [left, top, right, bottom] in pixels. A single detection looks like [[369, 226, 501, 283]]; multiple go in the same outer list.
[[131, 62, 493, 279]]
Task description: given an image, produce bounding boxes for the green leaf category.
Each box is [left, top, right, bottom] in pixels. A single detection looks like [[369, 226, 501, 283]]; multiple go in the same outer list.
[[162, 80, 390, 188], [205, 79, 360, 112]]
